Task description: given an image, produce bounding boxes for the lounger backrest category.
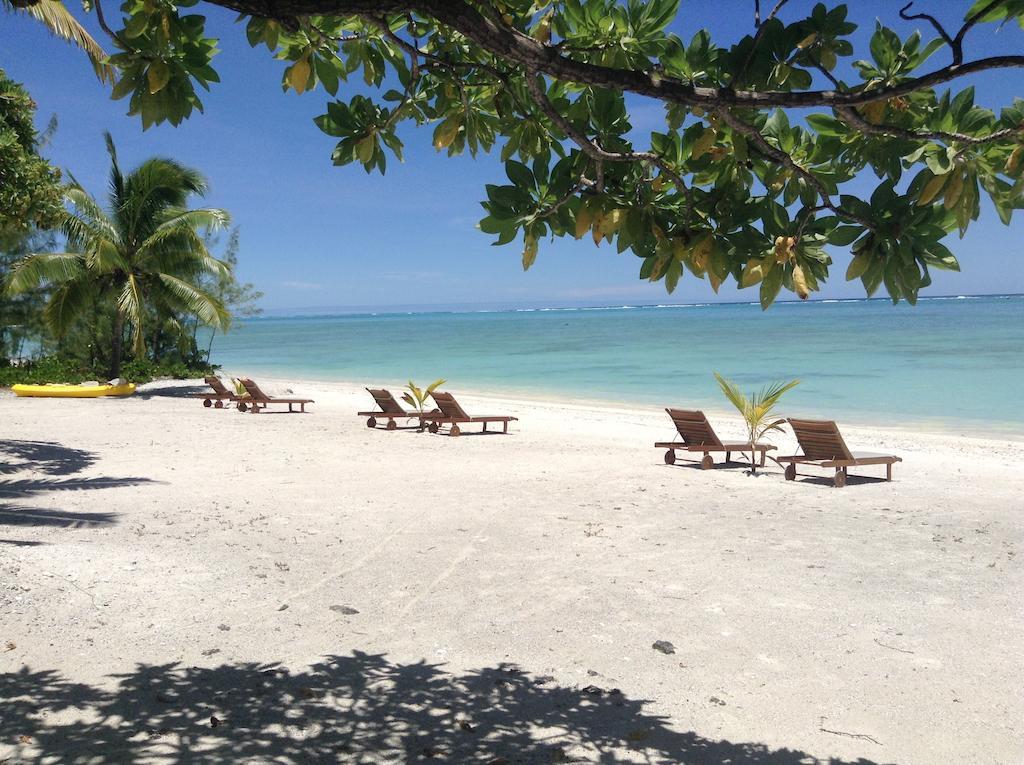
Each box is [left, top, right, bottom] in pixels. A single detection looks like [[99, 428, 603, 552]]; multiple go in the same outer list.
[[788, 418, 854, 461], [665, 409, 724, 448], [239, 378, 270, 402], [431, 391, 470, 419], [206, 376, 230, 395], [367, 388, 406, 415]]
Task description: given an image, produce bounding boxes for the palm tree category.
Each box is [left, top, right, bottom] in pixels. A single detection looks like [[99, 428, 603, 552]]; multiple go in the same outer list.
[[714, 373, 800, 475], [7, 133, 231, 378], [2, 0, 115, 83]]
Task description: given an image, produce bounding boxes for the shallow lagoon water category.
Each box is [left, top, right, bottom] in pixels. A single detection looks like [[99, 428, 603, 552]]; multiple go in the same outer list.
[[208, 294, 1024, 434]]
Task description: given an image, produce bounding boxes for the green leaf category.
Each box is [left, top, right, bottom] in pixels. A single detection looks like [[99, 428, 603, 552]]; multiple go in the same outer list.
[[147, 60, 171, 94], [759, 264, 783, 310], [505, 160, 534, 189], [844, 253, 870, 281]]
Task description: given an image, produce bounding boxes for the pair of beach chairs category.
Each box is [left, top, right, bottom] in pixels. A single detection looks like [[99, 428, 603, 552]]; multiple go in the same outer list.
[[656, 408, 901, 488], [191, 376, 314, 414], [358, 388, 517, 436]]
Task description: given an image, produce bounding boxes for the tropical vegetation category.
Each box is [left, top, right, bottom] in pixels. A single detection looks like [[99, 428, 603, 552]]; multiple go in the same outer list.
[[714, 372, 800, 474], [403, 378, 446, 414], [36, 0, 1024, 306], [1, 128, 260, 384], [0, 69, 64, 237]]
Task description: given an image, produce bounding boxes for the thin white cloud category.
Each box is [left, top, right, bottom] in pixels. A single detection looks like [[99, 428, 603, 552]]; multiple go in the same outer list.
[[282, 280, 323, 290], [378, 271, 444, 281]]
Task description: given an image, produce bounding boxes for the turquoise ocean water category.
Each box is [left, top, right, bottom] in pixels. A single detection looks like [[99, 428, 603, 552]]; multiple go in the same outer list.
[[208, 294, 1024, 434]]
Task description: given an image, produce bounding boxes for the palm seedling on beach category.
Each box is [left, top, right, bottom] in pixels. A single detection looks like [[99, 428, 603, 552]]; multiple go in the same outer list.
[[714, 373, 799, 475], [402, 378, 446, 416]]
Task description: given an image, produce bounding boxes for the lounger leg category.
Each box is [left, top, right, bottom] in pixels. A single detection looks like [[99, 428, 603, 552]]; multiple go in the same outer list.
[[726, 450, 731, 463], [760, 450, 766, 467], [503, 421, 508, 434], [482, 422, 487, 433], [833, 467, 847, 488], [886, 463, 892, 481]]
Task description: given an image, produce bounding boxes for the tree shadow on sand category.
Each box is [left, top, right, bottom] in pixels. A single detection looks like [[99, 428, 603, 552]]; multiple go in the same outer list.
[[0, 440, 156, 539], [134, 384, 207, 399], [0, 440, 97, 476], [1, 652, 893, 764]]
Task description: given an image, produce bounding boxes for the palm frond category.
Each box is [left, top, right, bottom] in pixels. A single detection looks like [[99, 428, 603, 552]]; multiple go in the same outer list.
[[137, 208, 230, 275], [754, 379, 802, 410], [425, 378, 447, 394], [121, 159, 211, 240], [87, 238, 130, 274], [6, 252, 84, 294], [156, 273, 230, 331], [63, 186, 120, 250], [44, 277, 96, 337], [117, 275, 147, 354], [104, 131, 126, 212], [18, 0, 116, 83], [714, 372, 749, 418]]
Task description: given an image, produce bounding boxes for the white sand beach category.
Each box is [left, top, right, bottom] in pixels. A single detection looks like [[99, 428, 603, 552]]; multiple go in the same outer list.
[[1, 379, 1022, 764]]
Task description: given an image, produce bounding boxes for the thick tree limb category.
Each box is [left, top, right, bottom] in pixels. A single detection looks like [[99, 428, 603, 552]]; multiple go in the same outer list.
[[202, 0, 1024, 110]]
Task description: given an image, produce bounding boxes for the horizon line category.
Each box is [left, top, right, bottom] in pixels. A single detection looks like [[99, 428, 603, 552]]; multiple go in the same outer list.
[[251, 292, 1023, 320]]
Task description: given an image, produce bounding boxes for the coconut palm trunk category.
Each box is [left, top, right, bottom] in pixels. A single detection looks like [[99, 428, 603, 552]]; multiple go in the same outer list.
[[110, 310, 125, 379]]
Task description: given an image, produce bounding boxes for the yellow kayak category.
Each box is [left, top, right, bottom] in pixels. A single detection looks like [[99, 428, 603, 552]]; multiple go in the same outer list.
[[11, 383, 136, 398]]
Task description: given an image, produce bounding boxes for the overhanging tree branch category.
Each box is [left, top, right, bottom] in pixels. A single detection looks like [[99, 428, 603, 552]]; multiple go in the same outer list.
[[835, 105, 1024, 147], [206, 0, 1024, 110], [524, 71, 688, 197], [715, 107, 875, 231]]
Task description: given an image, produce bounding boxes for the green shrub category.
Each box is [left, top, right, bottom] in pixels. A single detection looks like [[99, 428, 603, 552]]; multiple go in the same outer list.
[[0, 354, 218, 387]]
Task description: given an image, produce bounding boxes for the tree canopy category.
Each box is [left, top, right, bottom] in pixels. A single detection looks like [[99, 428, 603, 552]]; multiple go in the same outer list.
[[45, 0, 1024, 305], [0, 69, 64, 236]]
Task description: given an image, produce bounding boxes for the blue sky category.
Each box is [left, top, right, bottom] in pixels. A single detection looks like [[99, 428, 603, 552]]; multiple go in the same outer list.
[[2, 0, 1022, 311]]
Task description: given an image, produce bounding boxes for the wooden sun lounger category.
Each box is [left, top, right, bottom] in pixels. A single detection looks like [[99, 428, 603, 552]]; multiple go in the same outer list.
[[357, 388, 438, 430], [655, 408, 776, 469], [238, 378, 313, 414], [188, 376, 241, 409], [421, 391, 517, 436], [775, 418, 902, 488]]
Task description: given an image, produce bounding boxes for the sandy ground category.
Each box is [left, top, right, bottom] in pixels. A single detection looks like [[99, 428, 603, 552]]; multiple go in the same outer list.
[[1, 378, 1022, 765]]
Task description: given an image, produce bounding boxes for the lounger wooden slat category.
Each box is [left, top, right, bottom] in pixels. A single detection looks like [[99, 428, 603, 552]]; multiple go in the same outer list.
[[775, 418, 901, 487], [238, 378, 313, 414], [188, 376, 242, 409], [421, 391, 518, 436], [656, 408, 775, 469], [356, 388, 438, 430]]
